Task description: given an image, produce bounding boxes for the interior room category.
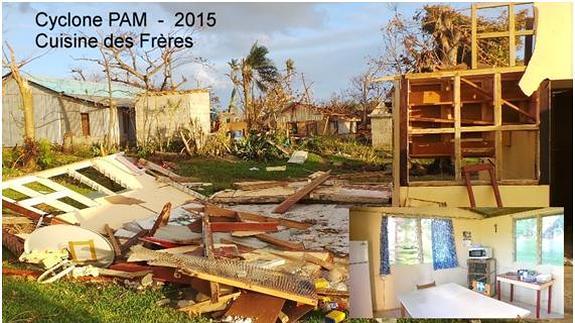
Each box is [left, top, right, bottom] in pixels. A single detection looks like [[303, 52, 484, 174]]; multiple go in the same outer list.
[[349, 207, 570, 320]]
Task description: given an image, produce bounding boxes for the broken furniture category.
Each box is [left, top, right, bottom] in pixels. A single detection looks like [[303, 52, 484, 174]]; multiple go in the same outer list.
[[399, 283, 530, 318], [497, 272, 554, 319]]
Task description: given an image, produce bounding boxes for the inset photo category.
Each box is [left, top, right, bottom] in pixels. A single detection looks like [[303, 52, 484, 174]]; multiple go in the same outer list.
[[349, 207, 571, 320]]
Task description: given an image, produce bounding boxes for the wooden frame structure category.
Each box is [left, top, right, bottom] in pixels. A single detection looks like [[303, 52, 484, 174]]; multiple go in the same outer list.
[[471, 2, 535, 69], [395, 66, 545, 187]]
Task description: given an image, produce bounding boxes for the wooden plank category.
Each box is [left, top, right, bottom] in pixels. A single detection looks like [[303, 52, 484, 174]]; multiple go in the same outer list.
[[225, 292, 286, 323], [282, 303, 315, 322], [400, 77, 409, 186], [179, 292, 241, 316], [475, 2, 531, 9], [219, 238, 258, 253], [392, 79, 401, 206], [303, 253, 335, 271], [255, 234, 305, 251], [104, 224, 122, 257], [120, 230, 149, 254], [404, 66, 526, 80], [477, 30, 533, 39], [148, 202, 171, 237], [494, 73, 503, 181], [454, 75, 462, 181], [460, 77, 535, 121], [272, 171, 331, 214], [210, 222, 278, 233], [508, 3, 516, 67], [237, 211, 312, 230]]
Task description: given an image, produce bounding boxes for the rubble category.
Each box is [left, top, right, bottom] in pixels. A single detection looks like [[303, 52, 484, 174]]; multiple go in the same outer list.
[[2, 155, 350, 322]]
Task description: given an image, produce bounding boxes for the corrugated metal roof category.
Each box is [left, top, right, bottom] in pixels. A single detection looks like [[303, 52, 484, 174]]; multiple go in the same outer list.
[[25, 74, 140, 101]]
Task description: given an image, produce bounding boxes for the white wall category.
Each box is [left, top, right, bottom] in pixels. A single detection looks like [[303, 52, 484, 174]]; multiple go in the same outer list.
[[381, 218, 476, 309], [477, 216, 564, 314]]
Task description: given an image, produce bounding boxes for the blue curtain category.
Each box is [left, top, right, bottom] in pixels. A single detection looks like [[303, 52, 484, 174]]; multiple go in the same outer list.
[[431, 218, 458, 270], [380, 216, 390, 275]]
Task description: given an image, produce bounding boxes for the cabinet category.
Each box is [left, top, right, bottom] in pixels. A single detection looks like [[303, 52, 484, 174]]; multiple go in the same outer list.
[[467, 258, 496, 296]]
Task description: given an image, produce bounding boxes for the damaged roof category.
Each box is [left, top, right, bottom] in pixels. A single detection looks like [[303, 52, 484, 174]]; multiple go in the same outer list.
[[3, 72, 140, 107]]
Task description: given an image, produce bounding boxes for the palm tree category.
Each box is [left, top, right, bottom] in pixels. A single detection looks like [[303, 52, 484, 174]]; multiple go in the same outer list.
[[229, 42, 278, 129]]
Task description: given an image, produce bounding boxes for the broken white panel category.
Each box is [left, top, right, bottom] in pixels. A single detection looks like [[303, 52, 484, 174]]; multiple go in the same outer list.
[[519, 2, 573, 95], [288, 150, 309, 164]]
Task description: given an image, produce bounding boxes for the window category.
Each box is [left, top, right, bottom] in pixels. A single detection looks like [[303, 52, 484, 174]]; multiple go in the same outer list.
[[514, 214, 564, 265], [388, 217, 433, 265]]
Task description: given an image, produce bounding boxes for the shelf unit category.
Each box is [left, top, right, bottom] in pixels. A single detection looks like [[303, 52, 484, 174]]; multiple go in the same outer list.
[[467, 258, 497, 297]]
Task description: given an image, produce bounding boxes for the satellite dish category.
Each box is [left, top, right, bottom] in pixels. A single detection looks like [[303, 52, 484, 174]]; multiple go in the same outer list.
[[24, 224, 115, 267]]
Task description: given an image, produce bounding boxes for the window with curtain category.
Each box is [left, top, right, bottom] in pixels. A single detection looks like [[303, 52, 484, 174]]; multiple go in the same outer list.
[[383, 216, 456, 269], [431, 218, 459, 270], [515, 214, 564, 265]]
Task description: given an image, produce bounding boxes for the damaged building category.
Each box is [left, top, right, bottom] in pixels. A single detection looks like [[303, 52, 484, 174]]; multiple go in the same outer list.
[[278, 103, 360, 138], [377, 2, 573, 207], [2, 74, 211, 147]]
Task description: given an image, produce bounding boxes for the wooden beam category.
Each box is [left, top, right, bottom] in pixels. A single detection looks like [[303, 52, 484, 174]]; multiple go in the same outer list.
[[477, 30, 533, 39], [179, 292, 241, 316], [210, 222, 279, 233], [454, 75, 462, 181], [104, 224, 122, 257], [392, 79, 402, 206], [236, 211, 312, 230], [272, 171, 331, 214], [471, 4, 478, 69], [120, 230, 149, 254], [148, 202, 172, 237], [404, 66, 526, 80], [409, 124, 538, 135], [509, 3, 516, 66], [255, 234, 305, 251], [494, 73, 503, 181], [475, 2, 531, 10], [460, 77, 535, 121]]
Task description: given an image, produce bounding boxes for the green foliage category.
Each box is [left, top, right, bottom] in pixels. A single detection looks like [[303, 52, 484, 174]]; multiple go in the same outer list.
[[198, 129, 232, 157], [233, 131, 287, 161], [37, 139, 55, 168], [300, 136, 387, 165]]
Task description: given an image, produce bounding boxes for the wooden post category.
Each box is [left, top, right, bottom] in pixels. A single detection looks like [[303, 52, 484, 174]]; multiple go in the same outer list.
[[493, 73, 503, 181], [508, 3, 516, 66], [471, 4, 478, 69], [454, 75, 462, 182], [392, 79, 401, 206]]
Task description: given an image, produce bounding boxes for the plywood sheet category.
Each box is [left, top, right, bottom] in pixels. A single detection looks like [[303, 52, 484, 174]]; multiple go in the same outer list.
[[225, 292, 286, 323]]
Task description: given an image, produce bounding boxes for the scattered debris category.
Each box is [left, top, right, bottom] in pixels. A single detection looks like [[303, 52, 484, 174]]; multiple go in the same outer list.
[[287, 151, 308, 164], [265, 166, 286, 172], [2, 156, 350, 322]]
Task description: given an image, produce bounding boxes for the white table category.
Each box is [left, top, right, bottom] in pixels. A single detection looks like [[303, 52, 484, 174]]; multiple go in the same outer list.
[[398, 283, 531, 318], [497, 273, 554, 319]]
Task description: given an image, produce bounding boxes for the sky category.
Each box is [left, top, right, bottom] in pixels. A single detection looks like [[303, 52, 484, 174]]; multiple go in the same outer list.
[[2, 2, 470, 110]]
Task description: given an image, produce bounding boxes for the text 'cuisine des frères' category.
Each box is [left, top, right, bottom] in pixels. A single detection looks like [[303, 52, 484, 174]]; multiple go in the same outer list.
[[34, 12, 215, 49]]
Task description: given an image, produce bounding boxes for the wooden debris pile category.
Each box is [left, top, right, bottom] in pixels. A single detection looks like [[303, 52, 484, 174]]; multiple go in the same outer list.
[[211, 170, 391, 207], [4, 200, 349, 322]]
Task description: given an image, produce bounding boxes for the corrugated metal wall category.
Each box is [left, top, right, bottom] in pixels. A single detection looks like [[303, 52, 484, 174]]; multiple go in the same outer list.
[[277, 106, 324, 123], [135, 91, 210, 145], [2, 78, 113, 146]]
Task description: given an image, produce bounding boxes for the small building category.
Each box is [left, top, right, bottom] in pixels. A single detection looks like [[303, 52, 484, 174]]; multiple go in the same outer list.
[[2, 73, 138, 147], [135, 90, 210, 146], [369, 103, 392, 150], [2, 74, 211, 148], [277, 103, 360, 137]]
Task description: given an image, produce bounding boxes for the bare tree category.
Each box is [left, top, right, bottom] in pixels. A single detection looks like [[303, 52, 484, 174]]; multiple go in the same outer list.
[[2, 43, 48, 142], [347, 59, 387, 127]]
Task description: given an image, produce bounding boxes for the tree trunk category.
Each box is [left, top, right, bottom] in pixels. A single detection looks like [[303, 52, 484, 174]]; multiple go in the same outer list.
[[20, 83, 35, 141]]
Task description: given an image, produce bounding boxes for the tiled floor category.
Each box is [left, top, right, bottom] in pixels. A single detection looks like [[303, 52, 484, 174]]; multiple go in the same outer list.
[[498, 299, 564, 319]]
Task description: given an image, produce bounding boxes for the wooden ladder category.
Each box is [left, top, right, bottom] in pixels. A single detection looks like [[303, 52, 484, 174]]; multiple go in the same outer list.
[[461, 163, 503, 207]]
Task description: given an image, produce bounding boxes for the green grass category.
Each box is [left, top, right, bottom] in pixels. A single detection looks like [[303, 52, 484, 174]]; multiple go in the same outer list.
[[2, 276, 206, 323], [170, 153, 377, 192]]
